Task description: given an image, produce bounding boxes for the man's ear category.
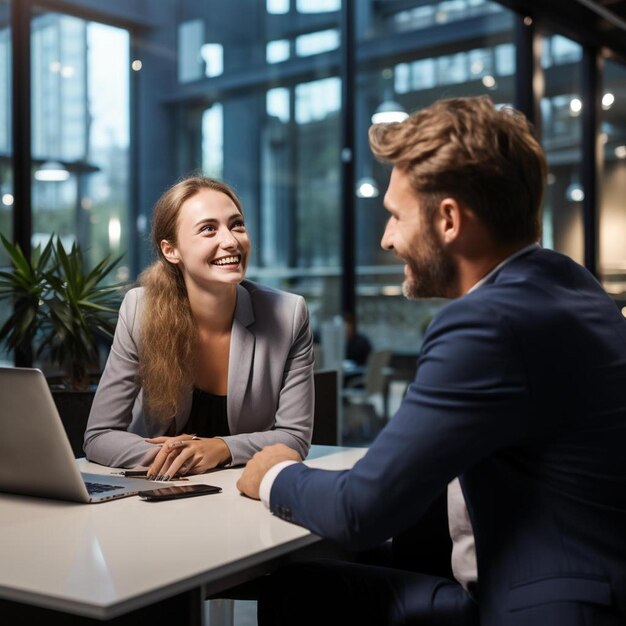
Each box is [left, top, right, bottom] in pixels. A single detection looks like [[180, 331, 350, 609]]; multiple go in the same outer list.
[[160, 239, 180, 264], [437, 197, 463, 244]]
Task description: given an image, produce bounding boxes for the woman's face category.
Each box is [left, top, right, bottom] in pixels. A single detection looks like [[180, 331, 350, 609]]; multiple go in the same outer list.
[[161, 188, 250, 291]]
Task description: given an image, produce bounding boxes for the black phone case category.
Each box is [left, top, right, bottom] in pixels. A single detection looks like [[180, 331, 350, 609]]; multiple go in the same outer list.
[[138, 484, 221, 501]]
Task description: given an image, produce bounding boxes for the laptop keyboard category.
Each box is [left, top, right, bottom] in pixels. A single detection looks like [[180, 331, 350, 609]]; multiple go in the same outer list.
[[85, 481, 125, 494]]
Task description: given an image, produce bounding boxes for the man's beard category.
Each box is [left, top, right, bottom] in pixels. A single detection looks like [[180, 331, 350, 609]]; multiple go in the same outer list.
[[402, 225, 456, 300]]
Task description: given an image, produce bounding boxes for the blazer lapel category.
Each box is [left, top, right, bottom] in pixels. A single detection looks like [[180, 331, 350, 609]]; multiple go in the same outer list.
[[227, 283, 255, 430]]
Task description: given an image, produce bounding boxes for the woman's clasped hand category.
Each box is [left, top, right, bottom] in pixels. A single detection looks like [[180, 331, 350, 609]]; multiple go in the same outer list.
[[145, 434, 232, 480]]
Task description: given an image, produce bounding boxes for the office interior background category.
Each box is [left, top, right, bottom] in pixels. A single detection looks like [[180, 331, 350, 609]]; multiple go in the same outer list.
[[1, 0, 626, 376]]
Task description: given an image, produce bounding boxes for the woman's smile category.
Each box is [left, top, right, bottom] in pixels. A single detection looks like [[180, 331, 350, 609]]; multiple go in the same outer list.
[[211, 254, 242, 268]]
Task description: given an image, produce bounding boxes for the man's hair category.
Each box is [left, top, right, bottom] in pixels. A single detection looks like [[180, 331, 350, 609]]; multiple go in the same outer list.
[[369, 96, 547, 245]]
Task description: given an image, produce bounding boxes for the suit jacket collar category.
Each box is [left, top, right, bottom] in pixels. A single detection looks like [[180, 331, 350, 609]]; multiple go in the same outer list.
[[228, 282, 256, 431], [471, 242, 540, 291], [233, 281, 255, 328]]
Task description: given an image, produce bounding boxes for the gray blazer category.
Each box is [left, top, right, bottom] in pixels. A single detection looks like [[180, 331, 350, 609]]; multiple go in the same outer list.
[[83, 280, 314, 468]]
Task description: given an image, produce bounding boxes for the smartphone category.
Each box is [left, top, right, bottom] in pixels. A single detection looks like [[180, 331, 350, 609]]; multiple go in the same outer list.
[[138, 484, 222, 501]]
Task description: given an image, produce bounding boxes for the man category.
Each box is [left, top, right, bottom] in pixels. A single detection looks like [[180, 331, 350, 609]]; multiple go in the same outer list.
[[237, 96, 626, 625]]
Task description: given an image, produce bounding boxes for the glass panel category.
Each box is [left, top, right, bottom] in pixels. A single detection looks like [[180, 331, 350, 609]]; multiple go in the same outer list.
[[354, 1, 515, 373], [297, 0, 340, 13], [599, 59, 626, 304], [267, 86, 290, 122], [202, 103, 223, 178], [200, 43, 223, 78], [255, 76, 342, 330], [178, 19, 204, 83], [0, 0, 10, 246], [540, 33, 584, 265], [267, 39, 290, 64], [295, 29, 339, 57], [267, 0, 290, 14], [0, 0, 10, 366], [178, 21, 224, 82], [295, 76, 341, 270], [31, 10, 130, 281], [366, 0, 504, 39]]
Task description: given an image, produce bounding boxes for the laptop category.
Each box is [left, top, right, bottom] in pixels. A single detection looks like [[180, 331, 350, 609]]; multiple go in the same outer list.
[[0, 366, 165, 503]]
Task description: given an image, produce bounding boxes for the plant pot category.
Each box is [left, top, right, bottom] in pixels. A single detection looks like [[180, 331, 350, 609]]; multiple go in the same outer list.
[[51, 389, 95, 458]]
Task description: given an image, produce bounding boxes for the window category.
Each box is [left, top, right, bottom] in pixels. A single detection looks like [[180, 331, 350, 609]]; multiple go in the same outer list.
[[0, 0, 10, 367], [354, 0, 515, 354], [374, 0, 503, 39], [202, 104, 223, 178], [540, 33, 584, 265], [0, 0, 10, 246], [600, 59, 626, 301], [295, 29, 339, 57], [255, 77, 342, 328], [267, 39, 290, 64], [31, 9, 130, 280]]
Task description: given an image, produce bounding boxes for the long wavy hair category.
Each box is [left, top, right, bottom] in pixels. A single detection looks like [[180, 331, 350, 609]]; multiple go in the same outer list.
[[138, 175, 244, 423]]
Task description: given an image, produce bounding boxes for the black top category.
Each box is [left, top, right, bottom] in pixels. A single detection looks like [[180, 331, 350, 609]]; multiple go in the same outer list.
[[185, 388, 230, 437]]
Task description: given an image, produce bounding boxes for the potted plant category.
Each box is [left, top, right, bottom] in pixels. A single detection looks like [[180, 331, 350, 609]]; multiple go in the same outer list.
[[0, 234, 125, 455]]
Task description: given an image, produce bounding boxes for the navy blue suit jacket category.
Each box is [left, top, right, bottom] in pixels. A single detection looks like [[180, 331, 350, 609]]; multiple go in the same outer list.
[[271, 247, 626, 625]]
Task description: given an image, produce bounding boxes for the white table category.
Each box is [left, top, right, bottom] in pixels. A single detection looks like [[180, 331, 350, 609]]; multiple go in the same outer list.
[[0, 445, 366, 624]]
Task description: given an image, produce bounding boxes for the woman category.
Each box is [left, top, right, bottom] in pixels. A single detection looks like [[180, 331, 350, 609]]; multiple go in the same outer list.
[[84, 175, 314, 479]]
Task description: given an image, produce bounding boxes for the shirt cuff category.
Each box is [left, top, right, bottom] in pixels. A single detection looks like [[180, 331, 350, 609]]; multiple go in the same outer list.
[[259, 460, 298, 508]]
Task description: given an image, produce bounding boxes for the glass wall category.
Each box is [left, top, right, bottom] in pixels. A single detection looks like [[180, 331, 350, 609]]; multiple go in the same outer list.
[[0, 0, 10, 247], [3, 0, 626, 373], [540, 33, 584, 264], [0, 0, 10, 366], [353, 0, 516, 355], [31, 7, 130, 281], [600, 59, 626, 302], [174, 0, 343, 337], [258, 76, 342, 327]]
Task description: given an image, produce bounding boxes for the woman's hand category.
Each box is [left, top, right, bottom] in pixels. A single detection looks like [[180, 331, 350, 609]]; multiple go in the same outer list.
[[145, 435, 231, 480]]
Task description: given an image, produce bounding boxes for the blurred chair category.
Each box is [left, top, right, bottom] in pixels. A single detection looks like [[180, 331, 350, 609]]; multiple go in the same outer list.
[[51, 389, 95, 458], [313, 342, 323, 370], [342, 349, 392, 420], [312, 369, 340, 445]]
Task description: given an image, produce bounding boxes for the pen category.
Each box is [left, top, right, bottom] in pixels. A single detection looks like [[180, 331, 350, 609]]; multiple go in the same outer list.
[[117, 469, 149, 477], [112, 470, 187, 480]]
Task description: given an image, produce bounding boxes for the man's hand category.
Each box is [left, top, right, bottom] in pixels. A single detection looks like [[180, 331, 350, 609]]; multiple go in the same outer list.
[[237, 444, 301, 500]]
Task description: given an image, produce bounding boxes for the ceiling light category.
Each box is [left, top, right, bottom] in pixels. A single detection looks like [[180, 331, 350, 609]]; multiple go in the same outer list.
[[570, 98, 583, 114], [355, 177, 379, 199], [371, 100, 408, 125], [482, 75, 497, 89], [566, 183, 584, 203], [602, 92, 615, 109], [34, 161, 70, 182]]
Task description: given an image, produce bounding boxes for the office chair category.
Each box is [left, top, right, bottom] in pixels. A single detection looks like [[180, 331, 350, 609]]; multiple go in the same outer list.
[[342, 348, 393, 419], [51, 389, 95, 458], [312, 369, 340, 445]]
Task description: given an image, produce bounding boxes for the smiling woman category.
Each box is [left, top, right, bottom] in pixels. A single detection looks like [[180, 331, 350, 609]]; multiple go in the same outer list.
[[83, 175, 315, 477]]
